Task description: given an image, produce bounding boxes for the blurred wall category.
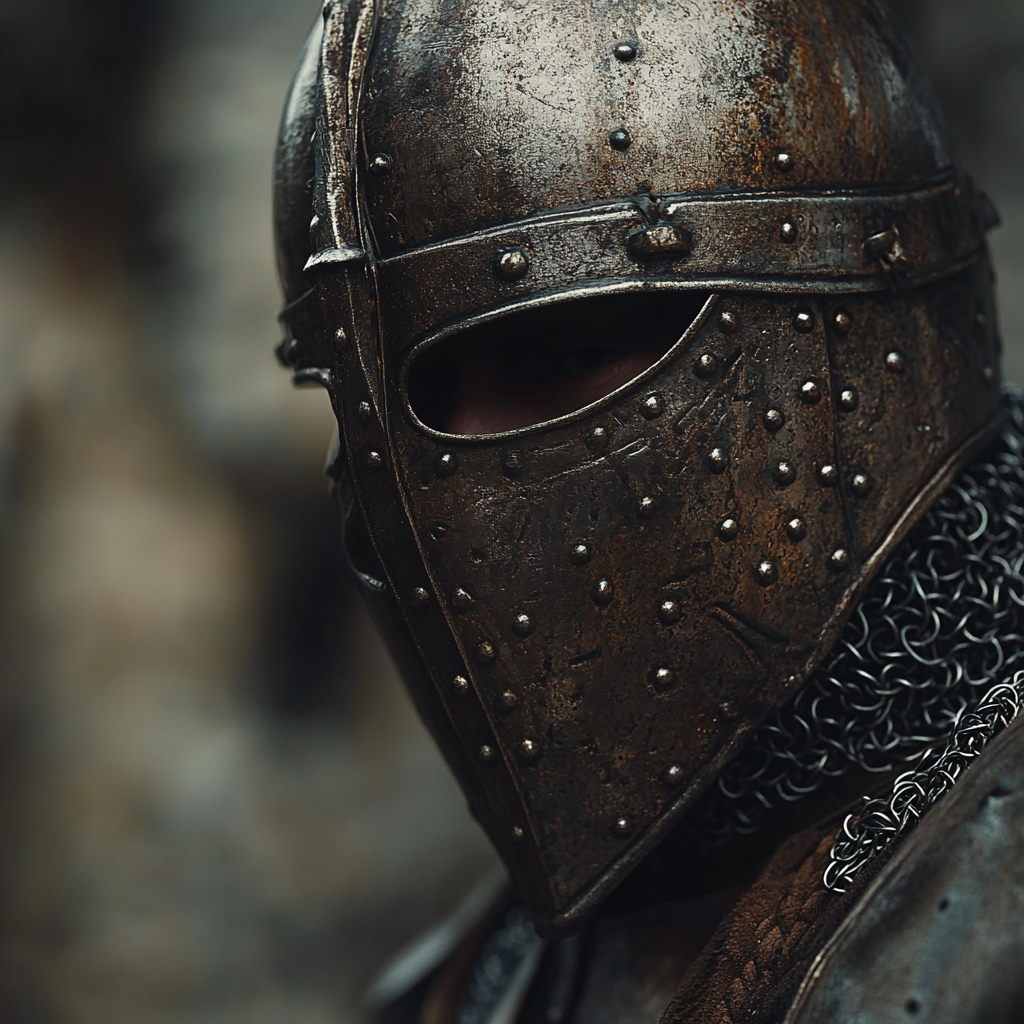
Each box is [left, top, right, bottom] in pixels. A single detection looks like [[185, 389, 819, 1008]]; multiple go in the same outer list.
[[0, 2, 1022, 1022]]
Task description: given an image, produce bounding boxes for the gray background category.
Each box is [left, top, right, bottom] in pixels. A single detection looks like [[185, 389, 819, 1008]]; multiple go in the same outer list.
[[0, 2, 1020, 1021]]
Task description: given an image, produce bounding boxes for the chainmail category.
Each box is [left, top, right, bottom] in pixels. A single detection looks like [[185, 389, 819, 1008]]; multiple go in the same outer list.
[[678, 389, 1024, 855], [824, 671, 1024, 891]]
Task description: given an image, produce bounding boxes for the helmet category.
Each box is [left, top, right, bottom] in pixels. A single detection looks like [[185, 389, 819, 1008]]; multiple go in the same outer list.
[[274, 0, 1002, 933]]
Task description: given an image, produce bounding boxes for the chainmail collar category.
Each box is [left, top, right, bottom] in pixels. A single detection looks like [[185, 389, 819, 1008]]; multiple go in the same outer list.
[[676, 389, 1024, 862]]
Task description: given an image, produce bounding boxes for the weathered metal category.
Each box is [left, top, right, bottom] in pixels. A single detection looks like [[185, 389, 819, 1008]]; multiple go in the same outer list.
[[274, 0, 1002, 931]]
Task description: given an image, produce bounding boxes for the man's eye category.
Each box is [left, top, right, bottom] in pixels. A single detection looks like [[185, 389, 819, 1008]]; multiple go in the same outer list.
[[552, 346, 616, 377]]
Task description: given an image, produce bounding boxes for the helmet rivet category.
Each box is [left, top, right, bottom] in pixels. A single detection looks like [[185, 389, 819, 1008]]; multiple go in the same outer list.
[[641, 393, 664, 419], [708, 447, 728, 474], [774, 461, 796, 487], [638, 496, 657, 519], [794, 311, 816, 333], [591, 579, 615, 605], [511, 826, 526, 844], [613, 41, 637, 62], [512, 612, 533, 637], [478, 744, 497, 764], [613, 816, 632, 837], [368, 152, 393, 176], [834, 310, 853, 335], [517, 738, 539, 762], [494, 246, 530, 281], [652, 666, 675, 691], [851, 472, 872, 496], [502, 451, 524, 478], [775, 150, 794, 172], [829, 548, 851, 573], [435, 451, 460, 477], [763, 408, 785, 432], [694, 352, 719, 378], [363, 448, 384, 472], [658, 599, 682, 625], [818, 464, 838, 487], [570, 543, 592, 566], [588, 426, 610, 453], [475, 641, 497, 665], [356, 400, 373, 423], [718, 517, 739, 541], [756, 560, 778, 586], [496, 690, 519, 712], [786, 518, 807, 541], [780, 221, 798, 244], [410, 587, 431, 607], [800, 380, 822, 404], [885, 350, 906, 373], [663, 764, 684, 787], [839, 387, 859, 412], [451, 587, 474, 612], [718, 310, 739, 334], [452, 674, 470, 695], [608, 128, 632, 150]]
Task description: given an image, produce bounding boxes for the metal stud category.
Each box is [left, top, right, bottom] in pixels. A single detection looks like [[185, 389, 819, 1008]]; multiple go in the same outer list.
[[475, 641, 497, 665], [839, 387, 859, 412], [983, 366, 995, 382], [613, 817, 632, 837], [638, 496, 657, 519], [451, 587, 474, 612], [588, 426, 610, 453], [828, 548, 851, 573], [356, 400, 373, 423], [885, 350, 906, 373], [368, 152, 393, 176], [496, 690, 518, 712], [613, 41, 637, 61], [851, 472, 872, 496], [502, 451, 524, 478], [641, 393, 664, 419], [786, 518, 807, 541], [708, 447, 728, 474], [794, 311, 816, 333], [774, 461, 796, 486], [800, 380, 822, 404], [756, 560, 778, 586], [818, 464, 838, 487], [517, 738, 539, 762], [763, 408, 785, 432], [775, 151, 794, 172], [452, 675, 470, 695], [591, 579, 615, 605], [512, 612, 533, 637], [694, 352, 719, 378], [511, 826, 525, 844], [718, 310, 739, 334], [834, 310, 853, 335], [663, 764, 684, 787], [478, 744, 496, 764], [658, 599, 682, 624], [652, 666, 675, 692], [363, 449, 384, 472], [570, 543, 591, 566], [494, 246, 530, 281], [608, 128, 632, 150], [435, 451, 459, 477], [410, 587, 431, 607], [780, 221, 798, 244], [718, 517, 739, 541]]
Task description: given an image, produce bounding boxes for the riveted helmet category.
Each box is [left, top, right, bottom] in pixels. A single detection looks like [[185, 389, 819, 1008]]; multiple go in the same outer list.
[[275, 0, 1002, 933]]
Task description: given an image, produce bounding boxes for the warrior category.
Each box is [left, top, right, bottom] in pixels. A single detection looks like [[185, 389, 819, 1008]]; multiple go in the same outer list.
[[274, 1, 1024, 1020]]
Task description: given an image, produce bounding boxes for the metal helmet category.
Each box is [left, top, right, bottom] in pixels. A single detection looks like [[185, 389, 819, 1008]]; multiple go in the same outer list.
[[274, 0, 1002, 933]]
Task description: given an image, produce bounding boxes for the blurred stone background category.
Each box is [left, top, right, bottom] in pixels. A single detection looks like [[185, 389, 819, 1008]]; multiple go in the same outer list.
[[0, 1, 1020, 1022]]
